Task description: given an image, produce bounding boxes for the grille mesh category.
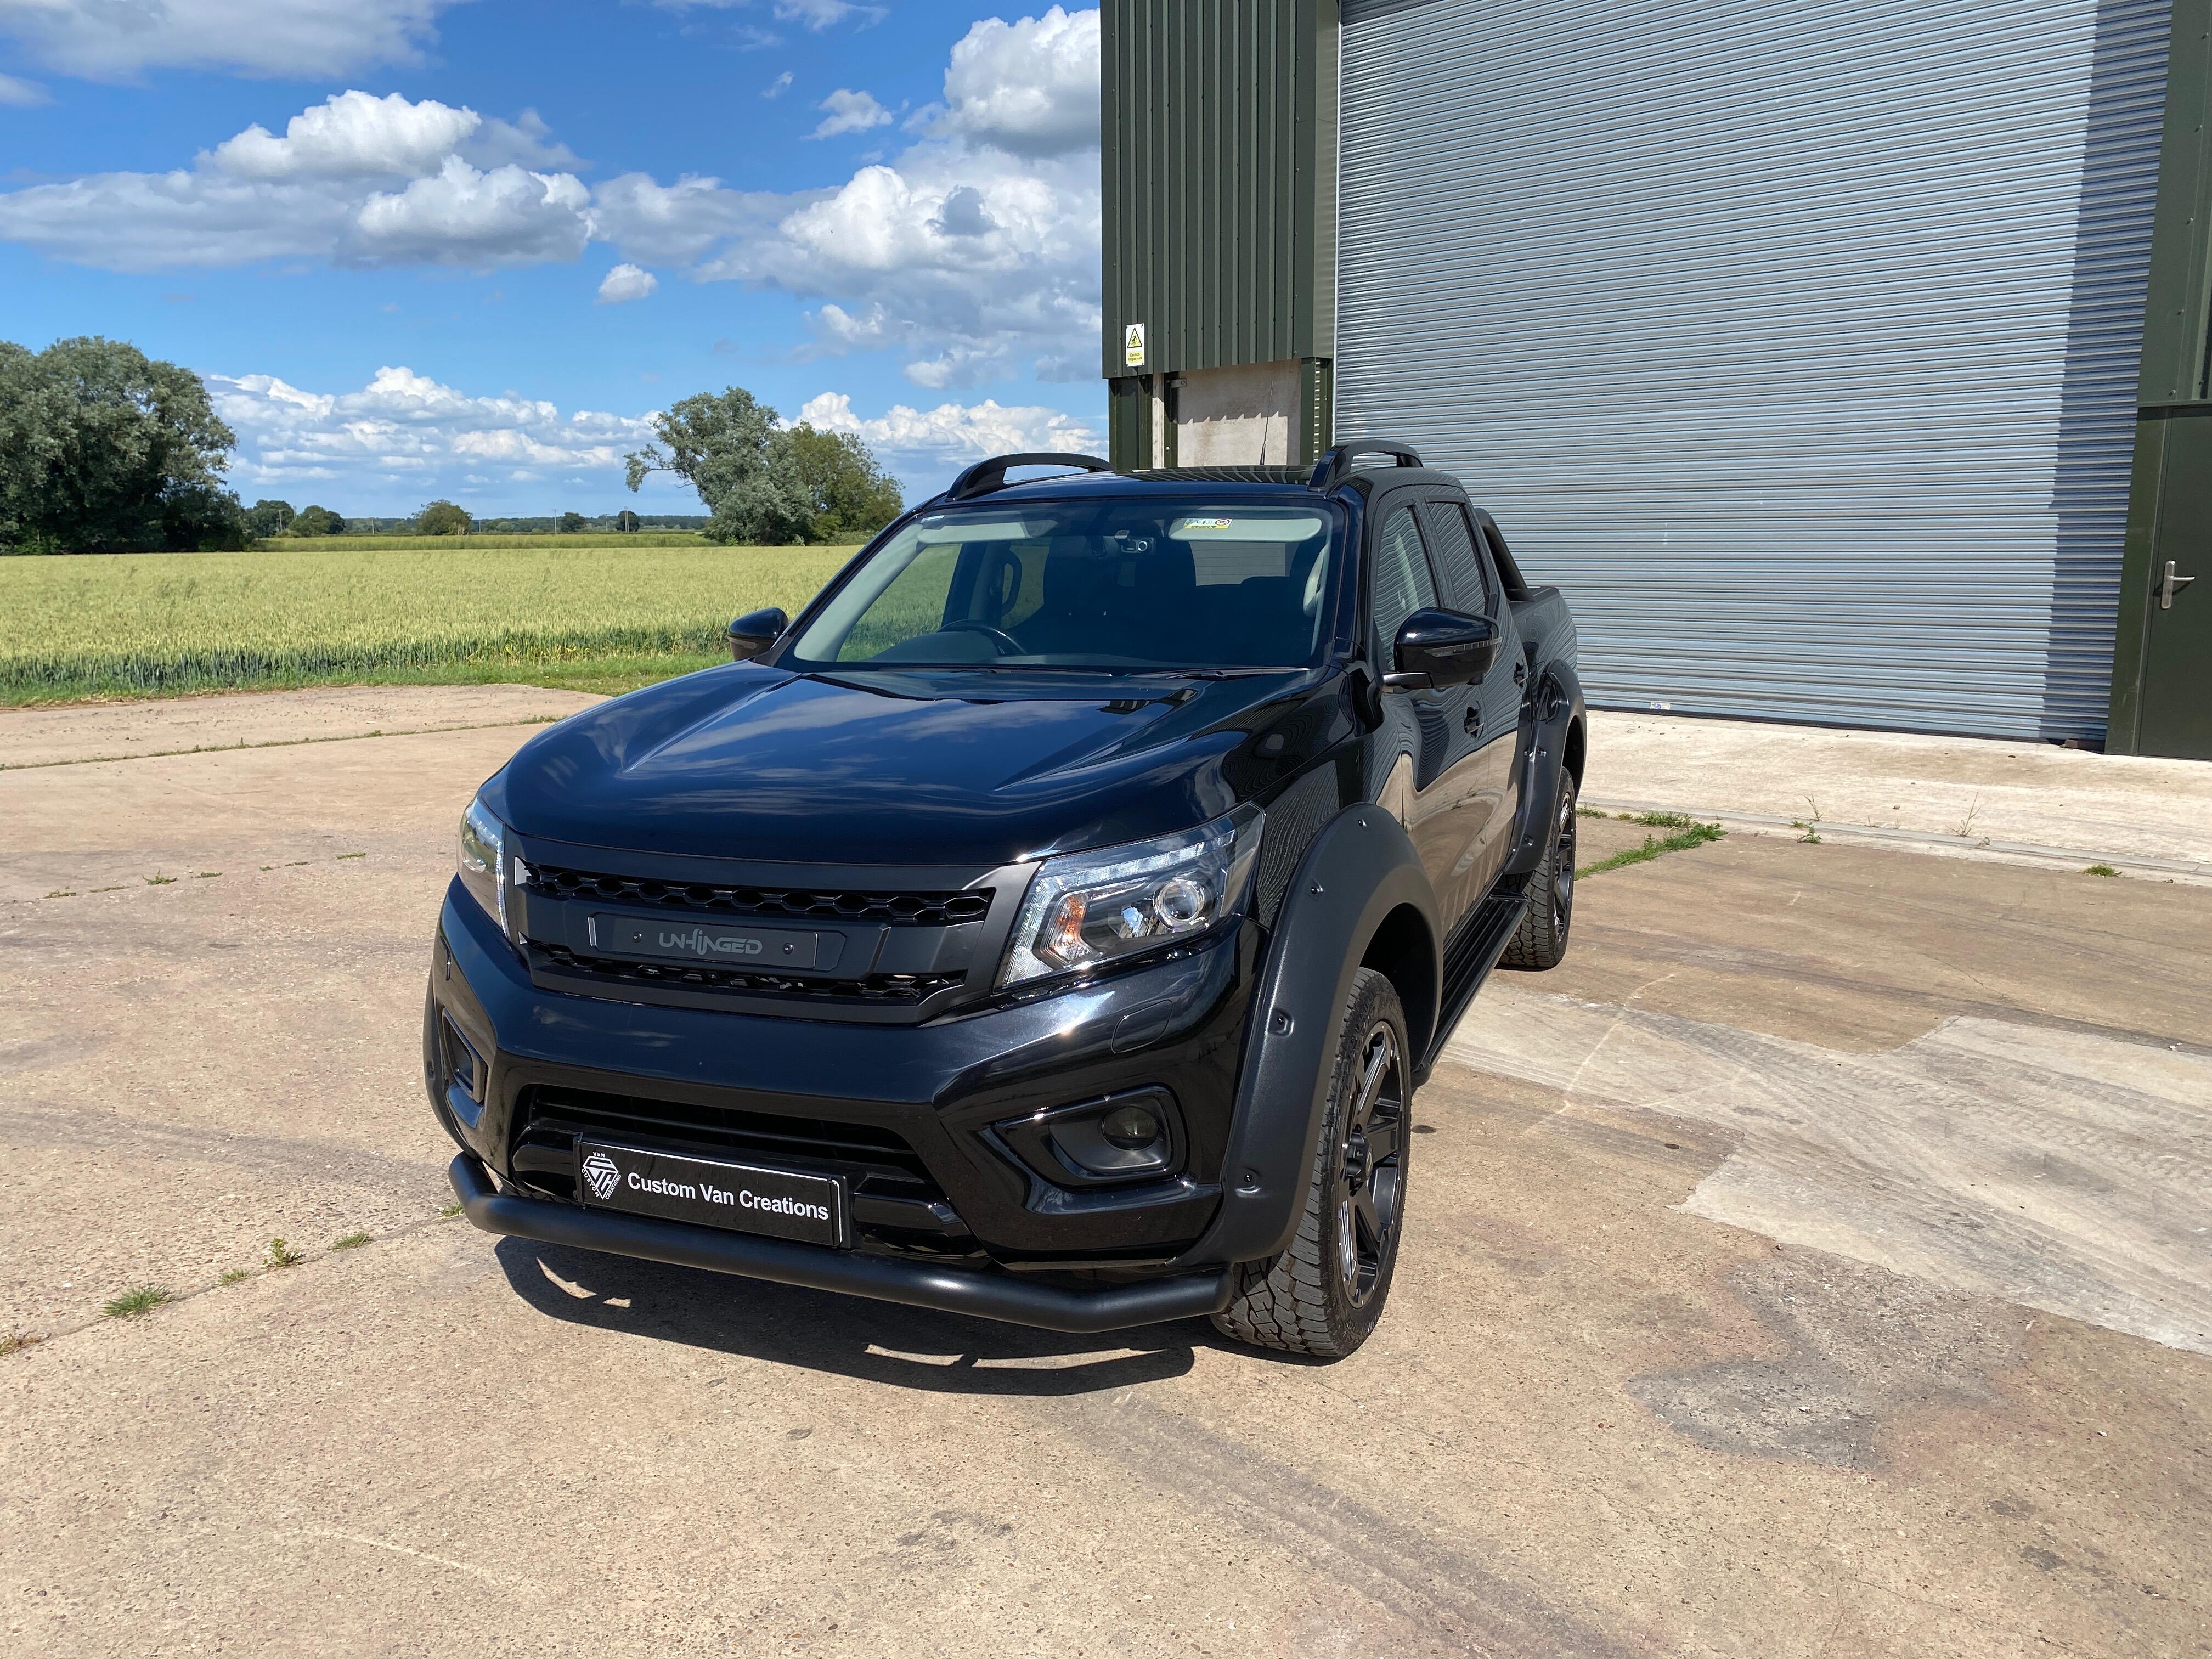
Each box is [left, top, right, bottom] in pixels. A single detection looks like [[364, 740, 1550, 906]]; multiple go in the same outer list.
[[536, 943, 961, 1003], [529, 863, 990, 927]]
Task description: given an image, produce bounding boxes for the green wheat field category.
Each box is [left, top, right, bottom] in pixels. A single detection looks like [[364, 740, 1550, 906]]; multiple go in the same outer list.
[[0, 538, 856, 706]]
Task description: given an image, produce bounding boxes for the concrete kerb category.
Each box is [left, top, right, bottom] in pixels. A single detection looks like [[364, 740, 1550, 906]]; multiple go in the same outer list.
[[1582, 794, 2212, 885]]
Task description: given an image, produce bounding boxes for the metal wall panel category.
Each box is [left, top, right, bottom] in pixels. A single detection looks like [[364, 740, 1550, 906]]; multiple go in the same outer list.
[[1336, 0, 2171, 739], [1102, 0, 1338, 379]]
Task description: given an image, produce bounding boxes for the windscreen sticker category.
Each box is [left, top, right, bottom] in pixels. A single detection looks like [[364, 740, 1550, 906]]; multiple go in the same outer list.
[[1170, 512, 1328, 543]]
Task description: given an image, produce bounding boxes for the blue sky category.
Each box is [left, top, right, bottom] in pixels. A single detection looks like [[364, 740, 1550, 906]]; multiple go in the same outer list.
[[0, 1, 1103, 516]]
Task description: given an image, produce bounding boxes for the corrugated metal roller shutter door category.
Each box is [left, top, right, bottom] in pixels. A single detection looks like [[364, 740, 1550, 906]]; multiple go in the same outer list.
[[1336, 0, 2169, 740]]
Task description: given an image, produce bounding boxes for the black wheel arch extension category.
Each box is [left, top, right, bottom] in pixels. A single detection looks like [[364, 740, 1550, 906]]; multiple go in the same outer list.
[[1176, 804, 1440, 1271], [1503, 659, 1587, 878]]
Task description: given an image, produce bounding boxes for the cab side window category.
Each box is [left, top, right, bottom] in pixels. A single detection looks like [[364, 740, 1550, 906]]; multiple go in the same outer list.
[[1420, 501, 1491, 614], [1372, 506, 1438, 652]]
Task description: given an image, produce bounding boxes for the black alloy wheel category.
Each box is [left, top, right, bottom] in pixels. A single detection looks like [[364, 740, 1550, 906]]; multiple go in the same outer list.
[[1503, 771, 1578, 970], [1549, 781, 1578, 936], [1211, 967, 1414, 1358], [1335, 1019, 1407, 1307]]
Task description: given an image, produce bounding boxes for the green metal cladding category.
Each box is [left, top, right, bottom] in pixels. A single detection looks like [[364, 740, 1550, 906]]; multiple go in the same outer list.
[[1099, 0, 1339, 381]]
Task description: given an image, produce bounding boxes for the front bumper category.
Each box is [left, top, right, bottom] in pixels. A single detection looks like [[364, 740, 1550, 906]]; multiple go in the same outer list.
[[446, 1153, 1233, 1333], [426, 879, 1261, 1311]]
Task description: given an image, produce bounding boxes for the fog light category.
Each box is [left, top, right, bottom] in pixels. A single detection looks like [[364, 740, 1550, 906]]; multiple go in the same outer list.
[[1099, 1103, 1161, 1149], [988, 1087, 1185, 1188]]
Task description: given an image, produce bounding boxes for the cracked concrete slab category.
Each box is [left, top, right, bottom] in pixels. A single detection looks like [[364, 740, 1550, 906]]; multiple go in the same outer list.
[[0, 683, 603, 769], [1443, 992, 2212, 1356], [2, 689, 2207, 1657]]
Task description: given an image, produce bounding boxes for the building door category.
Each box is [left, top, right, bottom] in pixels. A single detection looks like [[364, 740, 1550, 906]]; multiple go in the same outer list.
[[2138, 416, 2212, 759], [1335, 0, 2172, 743]]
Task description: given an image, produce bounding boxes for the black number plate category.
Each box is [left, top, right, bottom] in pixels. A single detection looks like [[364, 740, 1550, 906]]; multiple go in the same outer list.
[[575, 1141, 845, 1246], [590, 914, 820, 970]]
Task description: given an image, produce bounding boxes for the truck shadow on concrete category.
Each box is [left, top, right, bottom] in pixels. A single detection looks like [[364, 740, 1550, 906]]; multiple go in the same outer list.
[[493, 1237, 1239, 1395]]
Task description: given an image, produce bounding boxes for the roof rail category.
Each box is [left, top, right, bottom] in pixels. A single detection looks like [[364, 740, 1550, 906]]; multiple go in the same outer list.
[[1307, 441, 1424, 490], [945, 451, 1113, 501]]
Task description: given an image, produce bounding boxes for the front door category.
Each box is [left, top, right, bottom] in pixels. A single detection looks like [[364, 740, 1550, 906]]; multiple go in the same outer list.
[[1369, 501, 1488, 939], [1420, 498, 1522, 907], [2138, 414, 2211, 760]]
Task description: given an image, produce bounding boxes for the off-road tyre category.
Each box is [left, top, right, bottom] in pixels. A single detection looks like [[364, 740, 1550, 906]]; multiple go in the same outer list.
[[1502, 771, 1577, 970], [1212, 968, 1412, 1359]]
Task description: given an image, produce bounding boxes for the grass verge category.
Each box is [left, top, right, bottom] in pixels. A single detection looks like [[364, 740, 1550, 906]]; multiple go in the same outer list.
[[1577, 821, 1725, 879]]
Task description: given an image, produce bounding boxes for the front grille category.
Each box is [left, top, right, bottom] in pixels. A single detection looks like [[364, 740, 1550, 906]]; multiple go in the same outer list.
[[517, 1084, 936, 1188], [536, 943, 962, 1003], [529, 863, 991, 927]]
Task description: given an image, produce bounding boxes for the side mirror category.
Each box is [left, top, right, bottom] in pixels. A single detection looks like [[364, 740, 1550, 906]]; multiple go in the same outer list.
[[1387, 608, 1499, 690], [727, 606, 788, 662]]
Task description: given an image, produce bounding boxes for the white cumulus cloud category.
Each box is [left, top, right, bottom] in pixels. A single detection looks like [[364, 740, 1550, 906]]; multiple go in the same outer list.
[[0, 91, 596, 272], [596, 262, 658, 303], [204, 90, 480, 180], [353, 158, 594, 267], [0, 70, 49, 105], [797, 390, 1099, 467], [207, 365, 668, 504], [0, 10, 1106, 383], [810, 88, 890, 139], [928, 5, 1097, 157], [0, 0, 456, 79]]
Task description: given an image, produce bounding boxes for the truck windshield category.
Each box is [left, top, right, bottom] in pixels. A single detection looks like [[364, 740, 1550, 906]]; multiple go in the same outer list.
[[785, 499, 1339, 671]]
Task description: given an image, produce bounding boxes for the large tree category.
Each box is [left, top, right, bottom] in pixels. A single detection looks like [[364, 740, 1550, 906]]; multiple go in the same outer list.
[[245, 499, 296, 540], [623, 386, 815, 545], [787, 423, 904, 544], [415, 499, 473, 535], [0, 336, 246, 554]]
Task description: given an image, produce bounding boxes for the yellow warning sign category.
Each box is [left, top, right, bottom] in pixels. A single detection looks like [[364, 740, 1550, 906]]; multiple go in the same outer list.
[[1123, 323, 1147, 369]]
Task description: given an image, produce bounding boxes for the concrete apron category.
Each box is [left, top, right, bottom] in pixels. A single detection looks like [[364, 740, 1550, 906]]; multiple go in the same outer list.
[[1, 687, 2207, 1656], [1586, 709, 2212, 878]]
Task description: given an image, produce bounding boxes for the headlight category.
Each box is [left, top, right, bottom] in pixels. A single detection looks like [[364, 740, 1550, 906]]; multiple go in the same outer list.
[[456, 797, 509, 930], [999, 808, 1263, 988]]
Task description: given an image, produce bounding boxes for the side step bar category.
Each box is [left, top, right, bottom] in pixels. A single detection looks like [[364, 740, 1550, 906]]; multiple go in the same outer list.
[[447, 1154, 1232, 1336], [1421, 890, 1530, 1079]]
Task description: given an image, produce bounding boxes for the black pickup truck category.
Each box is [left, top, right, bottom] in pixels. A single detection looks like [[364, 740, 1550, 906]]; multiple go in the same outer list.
[[426, 442, 1584, 1357]]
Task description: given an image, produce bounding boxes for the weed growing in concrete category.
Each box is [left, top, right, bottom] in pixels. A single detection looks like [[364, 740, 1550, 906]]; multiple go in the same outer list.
[[218, 1268, 250, 1285], [1577, 821, 1724, 878], [266, 1238, 304, 1268], [195, 871, 221, 879], [103, 1285, 171, 1318], [336, 852, 366, 861], [1575, 806, 1607, 820], [1950, 797, 1982, 839], [331, 1232, 373, 1250], [2085, 864, 2119, 878], [440, 1201, 464, 1218], [44, 889, 74, 898], [89, 884, 126, 892], [1799, 831, 1822, 844], [1, 1331, 43, 1356], [1628, 811, 1698, 828], [144, 873, 176, 885]]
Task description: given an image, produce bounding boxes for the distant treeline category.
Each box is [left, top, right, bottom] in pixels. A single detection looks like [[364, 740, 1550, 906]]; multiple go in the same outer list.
[[340, 514, 713, 534]]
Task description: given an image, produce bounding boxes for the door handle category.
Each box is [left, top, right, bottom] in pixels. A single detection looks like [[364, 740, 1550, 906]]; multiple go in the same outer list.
[[1463, 705, 1480, 736], [1512, 661, 1528, 686], [2160, 561, 2198, 610]]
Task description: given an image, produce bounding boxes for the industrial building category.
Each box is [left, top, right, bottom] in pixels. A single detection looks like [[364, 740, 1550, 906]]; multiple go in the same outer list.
[[1101, 0, 2210, 758]]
